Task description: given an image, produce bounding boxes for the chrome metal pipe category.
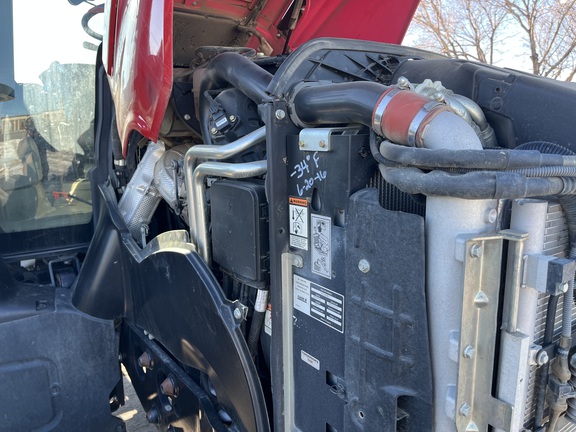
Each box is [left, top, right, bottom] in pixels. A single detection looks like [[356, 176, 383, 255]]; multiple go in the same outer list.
[[183, 126, 266, 245], [192, 160, 268, 264]]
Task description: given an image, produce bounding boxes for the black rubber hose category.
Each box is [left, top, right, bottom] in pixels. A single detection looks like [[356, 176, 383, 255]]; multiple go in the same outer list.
[[534, 294, 560, 429], [292, 82, 388, 127], [379, 140, 568, 170], [379, 166, 565, 199], [199, 53, 273, 142], [248, 310, 266, 360]]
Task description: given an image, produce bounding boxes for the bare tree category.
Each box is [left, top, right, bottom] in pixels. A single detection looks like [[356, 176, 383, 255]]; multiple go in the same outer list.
[[499, 0, 576, 80], [409, 0, 576, 81], [411, 0, 509, 64]]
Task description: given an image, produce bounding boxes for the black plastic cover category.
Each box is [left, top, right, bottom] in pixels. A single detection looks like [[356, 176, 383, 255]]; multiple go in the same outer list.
[[211, 179, 269, 285]]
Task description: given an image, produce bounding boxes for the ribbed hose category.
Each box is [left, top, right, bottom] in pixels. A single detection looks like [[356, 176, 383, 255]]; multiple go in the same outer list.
[[513, 166, 576, 177]]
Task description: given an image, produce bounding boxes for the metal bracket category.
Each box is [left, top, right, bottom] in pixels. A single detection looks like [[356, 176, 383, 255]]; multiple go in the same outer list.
[[456, 235, 514, 432], [298, 127, 361, 152], [281, 252, 304, 432], [523, 254, 575, 295]]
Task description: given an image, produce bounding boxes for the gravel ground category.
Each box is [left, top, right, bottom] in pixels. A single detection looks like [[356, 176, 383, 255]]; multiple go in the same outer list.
[[115, 367, 158, 432]]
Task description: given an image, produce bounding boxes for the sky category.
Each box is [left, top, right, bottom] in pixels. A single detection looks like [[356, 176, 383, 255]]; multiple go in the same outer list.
[[12, 0, 102, 84]]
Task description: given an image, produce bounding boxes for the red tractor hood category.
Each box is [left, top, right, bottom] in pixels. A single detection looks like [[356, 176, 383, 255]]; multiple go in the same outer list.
[[103, 0, 420, 153]]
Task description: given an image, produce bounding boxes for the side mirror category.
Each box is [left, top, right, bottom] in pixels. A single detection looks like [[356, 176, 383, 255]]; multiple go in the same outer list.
[[0, 83, 15, 102]]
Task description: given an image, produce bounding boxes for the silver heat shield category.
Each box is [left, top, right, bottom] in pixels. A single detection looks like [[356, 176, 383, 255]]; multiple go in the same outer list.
[[153, 145, 189, 211], [118, 141, 165, 242]]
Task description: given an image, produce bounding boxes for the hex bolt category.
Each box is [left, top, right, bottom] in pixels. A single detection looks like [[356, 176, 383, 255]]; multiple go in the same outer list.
[[160, 377, 178, 397], [234, 308, 243, 320], [469, 244, 483, 258], [319, 140, 326, 148], [396, 76, 409, 88], [210, 127, 218, 135], [536, 350, 549, 366], [485, 208, 498, 224], [275, 109, 286, 120], [146, 408, 160, 424], [463, 345, 476, 359], [358, 259, 370, 273], [229, 115, 237, 122], [459, 402, 471, 417], [561, 282, 569, 293], [138, 352, 153, 369], [164, 403, 173, 413], [183, 114, 191, 121]]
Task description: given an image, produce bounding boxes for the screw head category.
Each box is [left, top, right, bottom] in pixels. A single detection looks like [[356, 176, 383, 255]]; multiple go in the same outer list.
[[358, 259, 370, 273], [319, 140, 326, 148], [229, 115, 237, 122], [211, 127, 218, 135], [183, 114, 191, 121], [470, 244, 483, 258], [485, 208, 498, 224], [536, 350, 549, 366], [275, 109, 286, 120], [234, 308, 243, 320], [298, 140, 305, 147], [459, 402, 471, 417], [463, 345, 476, 359], [561, 282, 569, 293]]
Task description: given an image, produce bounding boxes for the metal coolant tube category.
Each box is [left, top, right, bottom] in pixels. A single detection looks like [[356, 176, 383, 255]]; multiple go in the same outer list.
[[421, 109, 498, 430]]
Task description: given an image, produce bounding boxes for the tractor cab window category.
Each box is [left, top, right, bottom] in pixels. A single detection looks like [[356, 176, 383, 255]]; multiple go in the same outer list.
[[0, 0, 97, 236]]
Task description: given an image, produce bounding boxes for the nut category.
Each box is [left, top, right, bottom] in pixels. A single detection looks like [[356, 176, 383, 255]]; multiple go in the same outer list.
[[210, 127, 218, 135], [138, 352, 153, 369], [160, 377, 178, 397]]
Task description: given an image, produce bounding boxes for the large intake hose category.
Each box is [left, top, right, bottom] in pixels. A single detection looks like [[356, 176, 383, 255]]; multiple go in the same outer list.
[[199, 53, 273, 142]]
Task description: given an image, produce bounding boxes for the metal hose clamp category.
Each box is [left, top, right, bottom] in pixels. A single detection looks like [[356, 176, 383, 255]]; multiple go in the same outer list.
[[372, 87, 403, 135], [408, 100, 444, 147]]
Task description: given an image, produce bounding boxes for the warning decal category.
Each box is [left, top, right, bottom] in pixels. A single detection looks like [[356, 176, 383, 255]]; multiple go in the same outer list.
[[289, 197, 309, 251], [311, 214, 332, 279], [294, 274, 344, 333]]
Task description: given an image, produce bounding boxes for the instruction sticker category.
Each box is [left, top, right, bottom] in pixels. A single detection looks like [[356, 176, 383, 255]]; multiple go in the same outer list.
[[289, 197, 309, 250], [311, 214, 332, 279], [293, 274, 344, 333], [301, 350, 320, 370]]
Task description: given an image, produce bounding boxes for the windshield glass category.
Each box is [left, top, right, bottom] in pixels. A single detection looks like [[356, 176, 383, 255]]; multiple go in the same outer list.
[[0, 0, 98, 233]]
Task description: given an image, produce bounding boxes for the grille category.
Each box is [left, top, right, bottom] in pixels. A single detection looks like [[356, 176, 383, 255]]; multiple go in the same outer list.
[[524, 202, 576, 429]]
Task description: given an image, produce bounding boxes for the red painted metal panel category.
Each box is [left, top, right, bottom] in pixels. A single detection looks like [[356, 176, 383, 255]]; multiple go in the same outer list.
[[107, 0, 418, 153], [105, 0, 174, 155], [289, 0, 420, 48]]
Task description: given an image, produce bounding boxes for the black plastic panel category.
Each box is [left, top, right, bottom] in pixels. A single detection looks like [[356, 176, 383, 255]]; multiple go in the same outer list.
[[0, 285, 123, 432], [344, 188, 432, 431], [211, 179, 269, 285]]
